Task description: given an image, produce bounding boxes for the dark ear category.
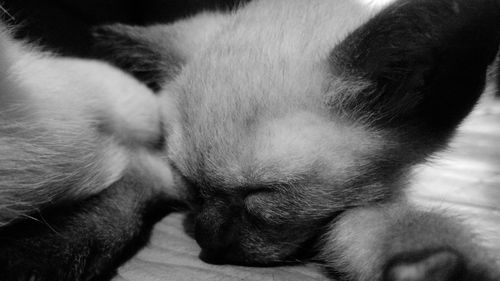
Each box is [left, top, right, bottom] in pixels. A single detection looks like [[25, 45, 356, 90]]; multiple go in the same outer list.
[[91, 24, 184, 92], [329, 0, 500, 139]]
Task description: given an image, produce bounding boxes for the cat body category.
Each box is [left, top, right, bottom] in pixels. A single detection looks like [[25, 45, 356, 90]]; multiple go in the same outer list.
[[1, 0, 500, 280]]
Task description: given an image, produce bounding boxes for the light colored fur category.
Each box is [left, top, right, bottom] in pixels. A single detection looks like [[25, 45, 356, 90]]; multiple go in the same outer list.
[[319, 202, 500, 280], [1, 0, 498, 279], [165, 0, 391, 191], [0, 24, 177, 226], [138, 0, 499, 276]]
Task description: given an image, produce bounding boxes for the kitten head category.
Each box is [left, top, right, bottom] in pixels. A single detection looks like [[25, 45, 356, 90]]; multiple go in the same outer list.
[[93, 0, 500, 265]]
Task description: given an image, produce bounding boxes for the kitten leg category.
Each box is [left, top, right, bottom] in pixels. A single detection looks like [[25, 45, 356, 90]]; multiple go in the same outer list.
[[0, 170, 183, 281], [0, 24, 167, 225], [319, 201, 500, 281]]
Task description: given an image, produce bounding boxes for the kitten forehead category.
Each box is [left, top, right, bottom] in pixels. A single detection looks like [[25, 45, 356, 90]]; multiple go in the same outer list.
[[204, 0, 379, 61], [166, 0, 387, 187], [253, 112, 383, 183]]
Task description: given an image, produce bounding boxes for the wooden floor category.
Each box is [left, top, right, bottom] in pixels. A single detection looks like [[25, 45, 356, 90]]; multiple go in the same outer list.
[[113, 96, 500, 281], [410, 94, 500, 262]]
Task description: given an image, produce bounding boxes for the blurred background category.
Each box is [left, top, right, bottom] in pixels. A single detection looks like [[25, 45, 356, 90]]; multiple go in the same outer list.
[[0, 0, 250, 56]]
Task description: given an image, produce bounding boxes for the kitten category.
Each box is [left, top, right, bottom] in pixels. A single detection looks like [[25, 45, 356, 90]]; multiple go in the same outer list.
[[93, 0, 500, 279], [1, 0, 499, 280]]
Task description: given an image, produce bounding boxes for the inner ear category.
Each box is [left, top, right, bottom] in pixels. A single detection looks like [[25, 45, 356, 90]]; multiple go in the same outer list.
[[328, 0, 500, 138], [91, 24, 184, 92]]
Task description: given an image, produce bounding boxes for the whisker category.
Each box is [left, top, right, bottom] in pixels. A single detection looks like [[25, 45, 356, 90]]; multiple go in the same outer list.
[[38, 212, 65, 239], [0, 4, 15, 22]]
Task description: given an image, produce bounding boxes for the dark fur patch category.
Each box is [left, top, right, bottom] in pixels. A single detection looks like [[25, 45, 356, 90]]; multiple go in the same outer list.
[[0, 0, 92, 56], [91, 24, 184, 92], [135, 0, 252, 25], [0, 0, 251, 56], [0, 175, 183, 281], [330, 0, 500, 141]]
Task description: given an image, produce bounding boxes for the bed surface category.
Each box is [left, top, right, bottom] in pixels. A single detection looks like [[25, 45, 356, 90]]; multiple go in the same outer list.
[[114, 97, 500, 281]]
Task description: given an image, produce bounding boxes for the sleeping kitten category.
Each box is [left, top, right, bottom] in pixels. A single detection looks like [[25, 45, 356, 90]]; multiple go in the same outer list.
[[1, 0, 500, 280], [93, 0, 500, 279]]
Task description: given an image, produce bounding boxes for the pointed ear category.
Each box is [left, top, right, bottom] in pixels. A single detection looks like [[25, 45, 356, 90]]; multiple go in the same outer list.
[[329, 0, 500, 138], [91, 24, 183, 92]]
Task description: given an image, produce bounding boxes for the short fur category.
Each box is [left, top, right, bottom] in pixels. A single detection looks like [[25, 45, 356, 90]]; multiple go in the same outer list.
[[1, 0, 500, 280], [93, 0, 500, 278], [0, 24, 178, 226]]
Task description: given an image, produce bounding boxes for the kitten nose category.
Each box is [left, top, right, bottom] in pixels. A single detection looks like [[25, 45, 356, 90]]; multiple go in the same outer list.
[[194, 203, 239, 263]]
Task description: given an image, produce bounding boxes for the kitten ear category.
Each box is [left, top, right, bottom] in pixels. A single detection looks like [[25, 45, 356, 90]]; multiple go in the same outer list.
[[329, 0, 500, 139], [91, 24, 184, 92]]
